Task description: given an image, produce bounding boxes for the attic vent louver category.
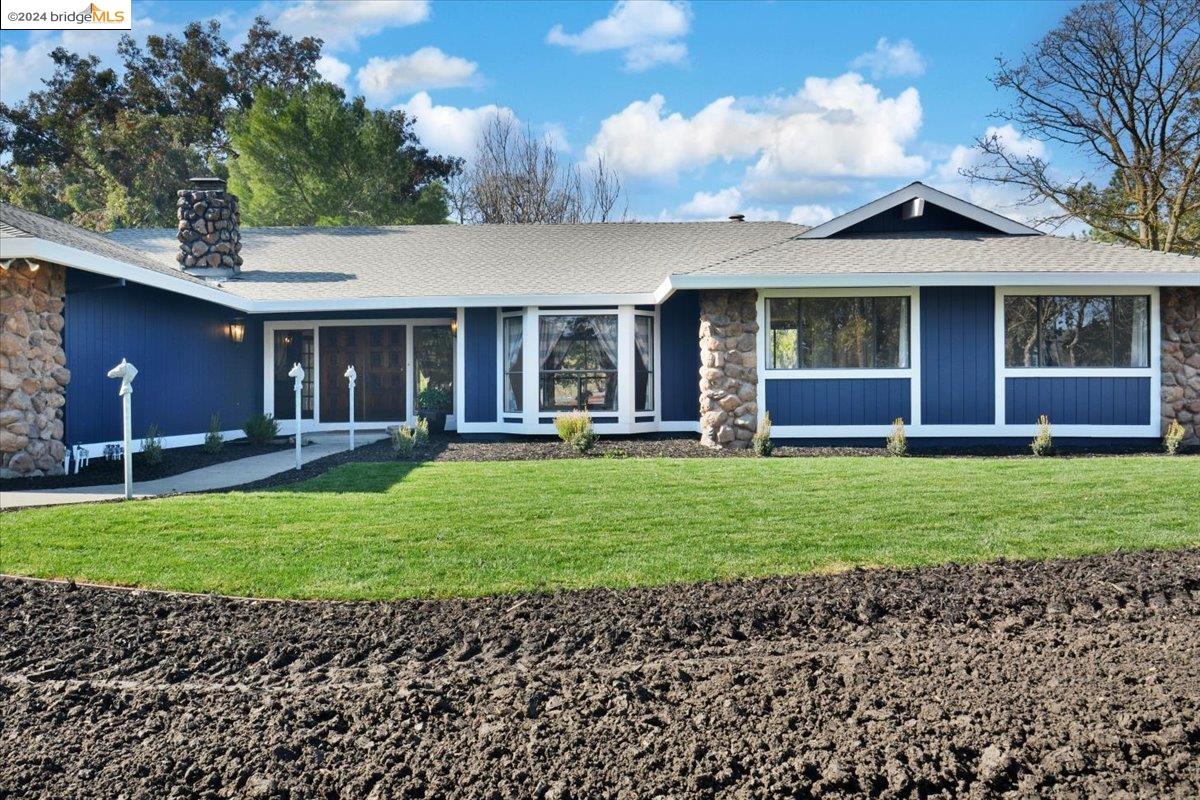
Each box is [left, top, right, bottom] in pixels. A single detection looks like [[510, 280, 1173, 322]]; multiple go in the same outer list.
[[900, 197, 925, 220]]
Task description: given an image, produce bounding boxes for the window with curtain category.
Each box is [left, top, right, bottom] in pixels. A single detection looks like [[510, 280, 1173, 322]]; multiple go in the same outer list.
[[635, 315, 654, 412], [538, 315, 618, 411], [767, 296, 909, 369], [1004, 295, 1150, 367], [503, 315, 523, 413]]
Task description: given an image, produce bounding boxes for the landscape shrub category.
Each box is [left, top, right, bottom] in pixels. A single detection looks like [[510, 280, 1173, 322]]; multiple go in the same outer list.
[[1030, 415, 1053, 456], [203, 414, 223, 453], [417, 385, 452, 413], [140, 424, 164, 465], [555, 411, 597, 453], [391, 425, 416, 459], [752, 413, 774, 457], [414, 416, 430, 448], [243, 413, 278, 446], [886, 417, 907, 456], [1164, 419, 1186, 455], [603, 447, 628, 459]]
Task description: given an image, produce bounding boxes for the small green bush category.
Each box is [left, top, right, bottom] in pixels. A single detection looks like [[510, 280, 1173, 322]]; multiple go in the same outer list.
[[752, 412, 774, 457], [202, 413, 223, 453], [417, 385, 452, 412], [243, 413, 278, 446], [414, 416, 430, 448], [391, 425, 416, 459], [1030, 414, 1053, 456], [886, 417, 907, 456], [140, 424, 164, 465], [555, 411, 597, 453], [1164, 419, 1186, 455], [603, 447, 628, 459]]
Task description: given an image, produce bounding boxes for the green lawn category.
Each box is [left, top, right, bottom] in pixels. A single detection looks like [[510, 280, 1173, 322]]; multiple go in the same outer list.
[[2, 457, 1197, 599]]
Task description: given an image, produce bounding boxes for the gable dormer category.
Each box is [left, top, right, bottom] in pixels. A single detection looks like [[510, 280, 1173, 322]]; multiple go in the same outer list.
[[799, 181, 1041, 238]]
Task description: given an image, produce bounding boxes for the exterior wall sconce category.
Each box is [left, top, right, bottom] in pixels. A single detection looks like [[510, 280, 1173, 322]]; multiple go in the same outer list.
[[228, 318, 246, 343], [449, 318, 458, 336]]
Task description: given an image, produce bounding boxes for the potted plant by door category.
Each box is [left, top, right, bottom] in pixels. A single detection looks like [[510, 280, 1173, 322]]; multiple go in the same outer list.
[[416, 384, 452, 434]]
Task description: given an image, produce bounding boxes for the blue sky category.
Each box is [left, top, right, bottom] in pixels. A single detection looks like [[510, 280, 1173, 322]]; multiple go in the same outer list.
[[1, 0, 1087, 229]]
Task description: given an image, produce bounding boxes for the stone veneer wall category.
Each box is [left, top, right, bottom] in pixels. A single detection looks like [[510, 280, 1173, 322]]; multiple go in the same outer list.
[[699, 289, 759, 449], [1, 262, 70, 477], [1161, 286, 1200, 447]]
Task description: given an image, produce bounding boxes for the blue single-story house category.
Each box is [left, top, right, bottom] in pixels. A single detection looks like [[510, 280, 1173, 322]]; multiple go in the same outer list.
[[1, 180, 1197, 476]]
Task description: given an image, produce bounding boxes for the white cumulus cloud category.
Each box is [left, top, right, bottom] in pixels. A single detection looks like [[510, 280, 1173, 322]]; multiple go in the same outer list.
[[850, 37, 926, 79], [275, 0, 430, 52], [786, 204, 835, 226], [586, 73, 927, 183], [547, 0, 691, 71], [396, 91, 517, 158], [315, 55, 352, 89], [357, 48, 481, 105]]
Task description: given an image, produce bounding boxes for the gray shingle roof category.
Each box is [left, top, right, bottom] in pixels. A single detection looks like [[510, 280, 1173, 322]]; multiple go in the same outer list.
[[0, 202, 212, 287], [108, 222, 805, 300], [698, 231, 1200, 276]]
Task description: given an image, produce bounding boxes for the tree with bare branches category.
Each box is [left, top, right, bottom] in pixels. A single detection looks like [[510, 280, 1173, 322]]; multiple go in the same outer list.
[[963, 0, 1199, 254], [449, 116, 626, 224]]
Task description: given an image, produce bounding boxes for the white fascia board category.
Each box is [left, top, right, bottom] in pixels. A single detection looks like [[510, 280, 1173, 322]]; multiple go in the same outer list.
[[797, 182, 1041, 238], [246, 291, 657, 313], [668, 271, 1200, 290], [1, 237, 253, 312]]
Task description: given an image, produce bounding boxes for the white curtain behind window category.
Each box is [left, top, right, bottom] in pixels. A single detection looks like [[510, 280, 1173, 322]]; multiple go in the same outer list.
[[539, 316, 572, 369], [1131, 297, 1149, 367], [592, 316, 619, 370], [504, 318, 523, 412], [635, 318, 652, 371]]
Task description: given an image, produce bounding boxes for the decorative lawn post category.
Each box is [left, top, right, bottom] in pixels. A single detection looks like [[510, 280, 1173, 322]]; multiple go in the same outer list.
[[344, 364, 357, 451], [105, 359, 138, 499], [288, 362, 305, 470]]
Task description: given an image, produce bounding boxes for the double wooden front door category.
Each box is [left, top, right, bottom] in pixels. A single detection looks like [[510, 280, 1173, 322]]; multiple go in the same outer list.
[[319, 326, 407, 422]]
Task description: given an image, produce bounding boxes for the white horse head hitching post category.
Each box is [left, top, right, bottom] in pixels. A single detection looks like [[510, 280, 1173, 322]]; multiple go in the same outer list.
[[288, 362, 305, 469], [344, 364, 357, 451], [106, 359, 138, 499]]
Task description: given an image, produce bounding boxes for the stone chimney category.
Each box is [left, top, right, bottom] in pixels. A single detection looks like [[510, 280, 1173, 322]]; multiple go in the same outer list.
[[176, 177, 242, 276]]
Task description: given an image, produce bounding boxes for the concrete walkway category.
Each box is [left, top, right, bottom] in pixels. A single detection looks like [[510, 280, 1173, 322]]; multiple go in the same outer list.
[[1, 431, 388, 510]]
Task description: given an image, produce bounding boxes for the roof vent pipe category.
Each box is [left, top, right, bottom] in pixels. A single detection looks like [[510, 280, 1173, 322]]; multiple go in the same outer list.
[[728, 214, 745, 222]]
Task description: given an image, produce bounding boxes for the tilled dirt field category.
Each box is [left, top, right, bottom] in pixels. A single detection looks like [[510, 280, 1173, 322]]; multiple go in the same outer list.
[[2, 551, 1198, 799]]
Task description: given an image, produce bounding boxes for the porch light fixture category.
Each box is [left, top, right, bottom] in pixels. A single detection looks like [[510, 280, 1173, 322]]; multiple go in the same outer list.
[[449, 318, 458, 336], [228, 317, 246, 343]]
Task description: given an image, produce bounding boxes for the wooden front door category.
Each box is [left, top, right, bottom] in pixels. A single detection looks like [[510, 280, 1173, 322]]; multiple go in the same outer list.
[[319, 326, 407, 422]]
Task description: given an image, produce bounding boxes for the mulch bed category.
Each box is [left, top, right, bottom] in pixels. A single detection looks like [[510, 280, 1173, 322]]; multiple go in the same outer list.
[[0, 440, 290, 490], [2, 549, 1197, 798]]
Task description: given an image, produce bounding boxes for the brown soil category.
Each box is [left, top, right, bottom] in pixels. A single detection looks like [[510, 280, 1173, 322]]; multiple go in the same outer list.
[[2, 550, 1198, 799]]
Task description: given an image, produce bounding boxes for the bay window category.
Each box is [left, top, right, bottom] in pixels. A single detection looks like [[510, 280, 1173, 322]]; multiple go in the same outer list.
[[502, 315, 523, 412], [768, 296, 910, 369], [538, 314, 618, 412], [1004, 295, 1150, 368], [635, 315, 654, 412]]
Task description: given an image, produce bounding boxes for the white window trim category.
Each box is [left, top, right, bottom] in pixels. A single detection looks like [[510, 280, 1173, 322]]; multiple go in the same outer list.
[[262, 317, 456, 434], [992, 287, 1160, 432], [759, 287, 922, 427]]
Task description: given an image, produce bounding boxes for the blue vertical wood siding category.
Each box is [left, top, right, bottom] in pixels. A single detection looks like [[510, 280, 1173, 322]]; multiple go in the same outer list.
[[64, 271, 261, 444], [464, 307, 497, 423], [920, 286, 994, 424], [765, 379, 910, 426], [1005, 377, 1151, 425], [659, 290, 700, 421]]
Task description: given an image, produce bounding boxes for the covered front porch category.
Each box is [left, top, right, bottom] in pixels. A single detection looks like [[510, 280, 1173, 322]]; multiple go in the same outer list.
[[261, 314, 457, 434]]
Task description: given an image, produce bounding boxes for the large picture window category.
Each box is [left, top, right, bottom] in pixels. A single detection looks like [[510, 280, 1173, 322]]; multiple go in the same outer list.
[[503, 315, 523, 413], [1004, 295, 1150, 368], [768, 296, 909, 369], [539, 315, 618, 412]]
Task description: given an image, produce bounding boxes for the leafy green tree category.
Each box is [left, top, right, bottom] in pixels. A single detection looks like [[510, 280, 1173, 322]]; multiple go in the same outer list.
[[227, 84, 460, 226], [0, 18, 322, 230]]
